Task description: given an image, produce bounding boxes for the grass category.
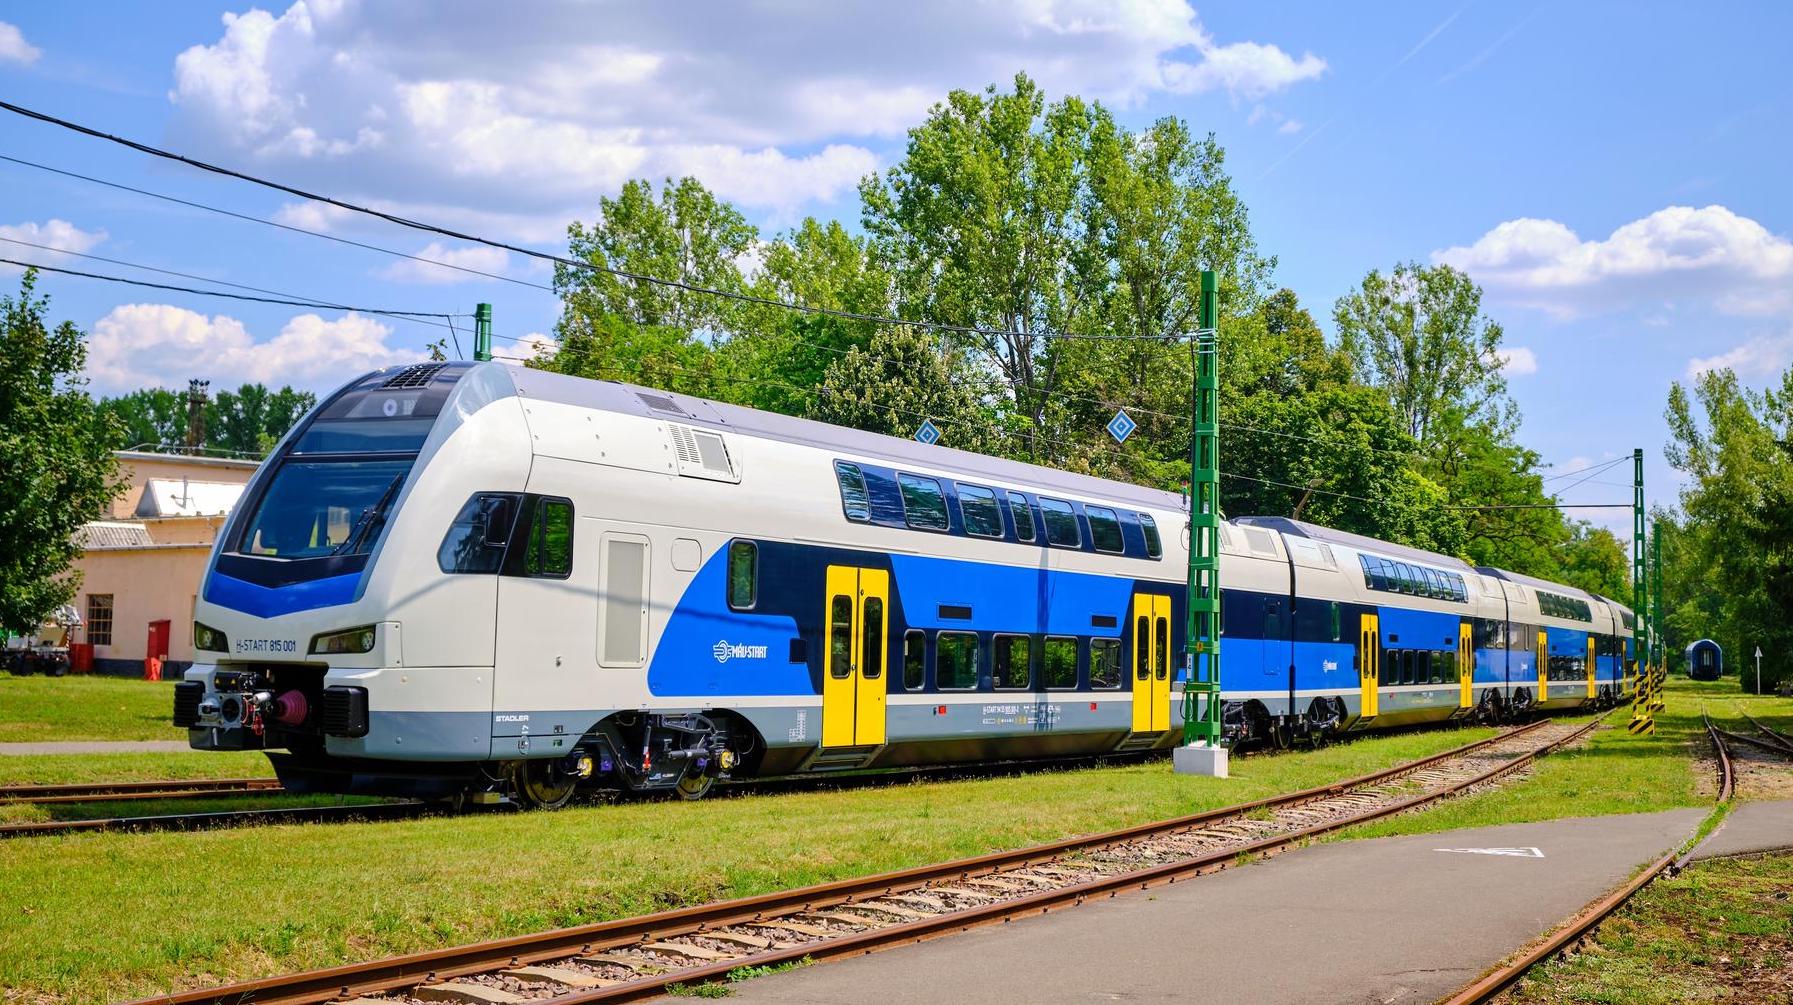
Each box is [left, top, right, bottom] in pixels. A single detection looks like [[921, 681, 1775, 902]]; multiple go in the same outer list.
[[0, 723, 1497, 1004], [0, 750, 273, 788], [0, 673, 186, 742], [1502, 853, 1793, 1003]]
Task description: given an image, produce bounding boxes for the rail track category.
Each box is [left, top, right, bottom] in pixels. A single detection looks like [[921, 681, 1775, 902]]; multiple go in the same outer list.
[[1440, 708, 1735, 1005], [0, 776, 283, 805], [1737, 708, 1793, 756], [126, 714, 1604, 1005]]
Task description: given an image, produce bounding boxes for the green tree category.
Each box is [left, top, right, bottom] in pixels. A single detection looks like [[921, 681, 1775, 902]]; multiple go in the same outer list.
[[0, 272, 123, 633], [206, 384, 316, 455], [97, 388, 184, 450], [1557, 521, 1630, 600], [811, 326, 993, 453]]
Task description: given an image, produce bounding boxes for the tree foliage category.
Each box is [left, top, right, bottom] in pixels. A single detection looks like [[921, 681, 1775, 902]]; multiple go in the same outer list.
[[97, 383, 315, 457], [0, 273, 122, 633]]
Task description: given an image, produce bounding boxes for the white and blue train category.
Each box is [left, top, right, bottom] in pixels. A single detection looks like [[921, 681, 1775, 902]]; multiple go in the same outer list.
[[174, 362, 1636, 806]]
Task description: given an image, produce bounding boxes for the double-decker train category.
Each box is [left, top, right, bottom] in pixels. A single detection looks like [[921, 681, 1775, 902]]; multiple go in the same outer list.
[[175, 362, 1634, 806]]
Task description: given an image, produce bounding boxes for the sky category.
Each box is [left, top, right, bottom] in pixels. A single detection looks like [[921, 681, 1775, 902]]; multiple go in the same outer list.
[[2, 0, 1790, 536]]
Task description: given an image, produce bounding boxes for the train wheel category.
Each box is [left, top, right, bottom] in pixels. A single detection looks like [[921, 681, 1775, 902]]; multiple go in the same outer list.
[[674, 769, 715, 801], [512, 761, 577, 810]]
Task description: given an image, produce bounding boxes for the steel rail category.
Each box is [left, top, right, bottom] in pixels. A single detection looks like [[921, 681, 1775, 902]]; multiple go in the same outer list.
[[1441, 715, 1736, 1004], [0, 777, 282, 805], [1714, 727, 1793, 760], [0, 800, 427, 838], [126, 716, 1596, 1005], [1738, 709, 1793, 755]]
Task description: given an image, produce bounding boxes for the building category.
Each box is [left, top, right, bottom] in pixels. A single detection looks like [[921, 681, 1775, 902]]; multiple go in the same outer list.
[[74, 450, 259, 675]]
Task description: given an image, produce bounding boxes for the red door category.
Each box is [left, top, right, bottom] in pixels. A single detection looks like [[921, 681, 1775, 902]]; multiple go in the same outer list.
[[147, 620, 171, 659]]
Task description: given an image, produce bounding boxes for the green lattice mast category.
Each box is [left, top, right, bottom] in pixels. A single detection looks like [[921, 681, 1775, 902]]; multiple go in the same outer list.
[[1631, 448, 1647, 695], [1182, 271, 1223, 746]]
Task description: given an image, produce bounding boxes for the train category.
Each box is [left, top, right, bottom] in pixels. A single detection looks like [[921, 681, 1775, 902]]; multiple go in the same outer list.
[[174, 361, 1636, 807]]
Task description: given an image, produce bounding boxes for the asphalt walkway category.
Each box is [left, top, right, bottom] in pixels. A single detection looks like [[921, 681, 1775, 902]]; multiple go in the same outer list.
[[718, 808, 1706, 1005], [1691, 798, 1793, 861], [0, 740, 192, 756]]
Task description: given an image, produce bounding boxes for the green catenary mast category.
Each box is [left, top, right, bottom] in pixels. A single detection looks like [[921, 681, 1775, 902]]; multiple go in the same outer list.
[[473, 302, 493, 362], [1182, 270, 1223, 747], [1631, 448, 1647, 693]]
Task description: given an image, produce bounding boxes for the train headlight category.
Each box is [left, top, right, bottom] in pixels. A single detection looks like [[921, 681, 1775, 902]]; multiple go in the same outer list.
[[309, 625, 377, 655], [194, 622, 229, 653]]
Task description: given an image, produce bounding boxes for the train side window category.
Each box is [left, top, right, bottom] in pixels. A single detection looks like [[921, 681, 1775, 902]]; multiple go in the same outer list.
[[1086, 506, 1124, 553], [898, 473, 950, 531], [1040, 498, 1081, 547], [1430, 650, 1449, 684], [1139, 514, 1162, 558], [862, 598, 884, 679], [514, 496, 574, 578], [438, 492, 519, 574], [936, 631, 978, 690], [959, 484, 1004, 538], [1154, 619, 1169, 680], [1044, 637, 1077, 688], [726, 540, 757, 610], [994, 634, 1032, 689], [1379, 647, 1396, 686], [1008, 491, 1037, 542], [1402, 650, 1417, 685], [834, 462, 870, 522], [828, 595, 853, 679], [903, 630, 926, 690], [1135, 616, 1151, 680], [1090, 638, 1122, 688]]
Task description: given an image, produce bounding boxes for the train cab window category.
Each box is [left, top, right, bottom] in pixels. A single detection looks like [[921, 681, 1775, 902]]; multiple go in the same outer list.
[[1139, 514, 1162, 558], [519, 497, 573, 578], [829, 596, 853, 679], [862, 598, 884, 679], [1087, 506, 1124, 553], [958, 484, 1004, 538], [898, 473, 950, 531], [994, 635, 1031, 689], [903, 631, 926, 690], [726, 540, 757, 610], [1044, 637, 1078, 688], [438, 493, 519, 574], [1008, 491, 1037, 542], [936, 631, 979, 690], [1090, 638, 1122, 689], [1040, 498, 1081, 547], [834, 462, 870, 522]]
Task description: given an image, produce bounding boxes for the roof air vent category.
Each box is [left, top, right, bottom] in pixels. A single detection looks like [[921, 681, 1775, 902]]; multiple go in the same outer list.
[[636, 391, 689, 416], [382, 363, 448, 389]]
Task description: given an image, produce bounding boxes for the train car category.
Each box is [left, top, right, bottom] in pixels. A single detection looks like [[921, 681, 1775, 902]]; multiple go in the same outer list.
[[174, 362, 1629, 806], [1475, 569, 1623, 711], [1685, 639, 1722, 680]]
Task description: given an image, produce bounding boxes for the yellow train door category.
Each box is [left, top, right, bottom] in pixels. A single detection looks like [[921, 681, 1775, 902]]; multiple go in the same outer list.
[[821, 565, 888, 748], [1130, 594, 1172, 733], [1359, 612, 1380, 719], [1586, 635, 1597, 700], [1536, 630, 1549, 703], [1458, 619, 1474, 709]]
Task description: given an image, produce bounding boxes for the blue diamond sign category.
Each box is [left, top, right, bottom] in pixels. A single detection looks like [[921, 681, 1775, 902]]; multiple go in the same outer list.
[[914, 419, 941, 445], [1107, 409, 1137, 444]]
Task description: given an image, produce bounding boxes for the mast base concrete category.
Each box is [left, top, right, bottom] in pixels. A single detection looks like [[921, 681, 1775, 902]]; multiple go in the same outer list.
[[1173, 742, 1229, 778]]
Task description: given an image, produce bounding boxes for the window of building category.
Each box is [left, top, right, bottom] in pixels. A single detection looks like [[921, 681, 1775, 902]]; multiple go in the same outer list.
[[936, 631, 979, 689], [1040, 498, 1081, 547], [1090, 638, 1121, 688], [86, 594, 113, 647], [1008, 492, 1036, 542], [958, 484, 1004, 538], [835, 462, 870, 522], [1139, 514, 1162, 559], [1086, 506, 1124, 553], [1043, 637, 1077, 688], [994, 634, 1031, 689], [726, 540, 757, 610], [903, 630, 926, 690], [898, 473, 950, 531]]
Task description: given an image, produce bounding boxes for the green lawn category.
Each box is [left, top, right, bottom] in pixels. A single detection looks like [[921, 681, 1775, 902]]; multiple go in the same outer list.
[[0, 750, 273, 788], [0, 673, 186, 742], [0, 724, 1497, 1004], [1503, 853, 1793, 1004]]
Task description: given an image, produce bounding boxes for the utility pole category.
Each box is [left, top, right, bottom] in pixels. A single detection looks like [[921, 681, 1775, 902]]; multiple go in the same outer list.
[[1649, 518, 1665, 713], [1627, 448, 1653, 735], [473, 303, 493, 362], [1175, 270, 1226, 777], [184, 379, 210, 454]]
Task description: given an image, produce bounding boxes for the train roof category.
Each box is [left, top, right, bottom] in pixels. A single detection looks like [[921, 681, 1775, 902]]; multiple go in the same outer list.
[[1476, 566, 1596, 600], [494, 363, 1186, 512], [1234, 517, 1474, 572]]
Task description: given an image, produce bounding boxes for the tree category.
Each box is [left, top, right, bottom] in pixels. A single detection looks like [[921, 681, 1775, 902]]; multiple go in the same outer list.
[[1557, 521, 1629, 600], [0, 272, 122, 633], [206, 384, 316, 455], [97, 388, 184, 450], [811, 326, 994, 453]]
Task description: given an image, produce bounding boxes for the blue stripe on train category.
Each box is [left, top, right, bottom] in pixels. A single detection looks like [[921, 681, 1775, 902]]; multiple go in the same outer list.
[[203, 570, 361, 618]]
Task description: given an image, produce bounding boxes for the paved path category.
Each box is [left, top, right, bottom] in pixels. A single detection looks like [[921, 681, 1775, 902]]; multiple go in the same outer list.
[[1691, 799, 1793, 861], [718, 809, 1706, 1005], [0, 740, 191, 756]]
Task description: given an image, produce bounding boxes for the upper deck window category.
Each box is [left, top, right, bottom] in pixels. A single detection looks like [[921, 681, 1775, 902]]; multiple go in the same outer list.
[[835, 462, 870, 522], [958, 484, 1004, 538], [898, 473, 950, 531], [1040, 498, 1081, 548], [1086, 506, 1124, 553], [1008, 492, 1036, 542], [1139, 514, 1162, 558]]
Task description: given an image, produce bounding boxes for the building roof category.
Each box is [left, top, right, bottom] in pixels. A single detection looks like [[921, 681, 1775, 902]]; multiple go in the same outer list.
[[80, 521, 156, 549], [116, 449, 261, 471], [133, 479, 245, 518]]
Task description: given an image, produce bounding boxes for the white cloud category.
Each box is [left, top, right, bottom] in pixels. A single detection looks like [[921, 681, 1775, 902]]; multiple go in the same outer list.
[[497, 332, 557, 366], [0, 21, 40, 65], [1277, 118, 1303, 134], [0, 220, 108, 275], [377, 241, 510, 284], [1494, 345, 1538, 376], [87, 304, 424, 392], [271, 201, 359, 232], [1688, 332, 1793, 380], [165, 1, 1326, 229], [1435, 205, 1793, 318]]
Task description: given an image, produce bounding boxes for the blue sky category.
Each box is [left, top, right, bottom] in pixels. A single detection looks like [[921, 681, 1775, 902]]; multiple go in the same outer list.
[[2, 1, 1789, 534]]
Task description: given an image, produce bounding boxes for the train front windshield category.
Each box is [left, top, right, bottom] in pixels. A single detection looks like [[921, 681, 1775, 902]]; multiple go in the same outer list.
[[237, 458, 413, 559]]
